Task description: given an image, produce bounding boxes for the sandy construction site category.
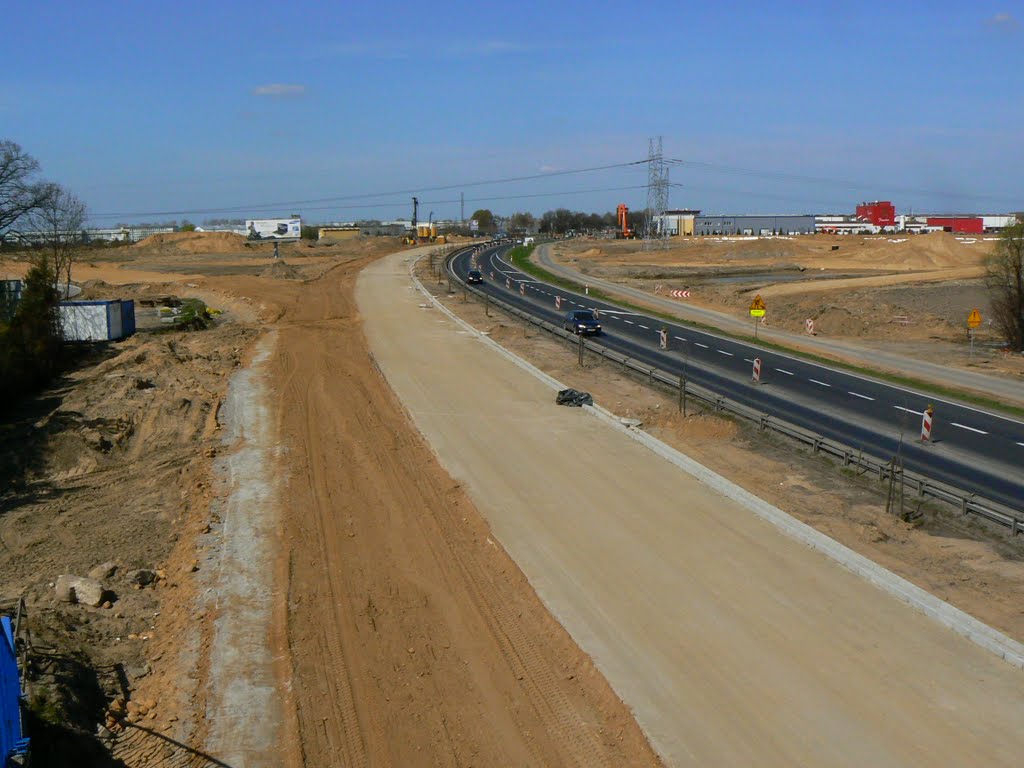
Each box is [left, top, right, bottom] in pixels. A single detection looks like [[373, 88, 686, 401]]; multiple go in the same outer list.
[[2, 231, 1023, 766]]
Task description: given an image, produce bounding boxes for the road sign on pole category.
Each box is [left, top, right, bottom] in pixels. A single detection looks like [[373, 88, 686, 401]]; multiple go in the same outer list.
[[967, 309, 982, 359], [750, 295, 766, 339]]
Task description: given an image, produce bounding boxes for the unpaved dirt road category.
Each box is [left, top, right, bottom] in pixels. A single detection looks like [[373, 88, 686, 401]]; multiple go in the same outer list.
[[252, 247, 662, 767], [358, 250, 1024, 767]]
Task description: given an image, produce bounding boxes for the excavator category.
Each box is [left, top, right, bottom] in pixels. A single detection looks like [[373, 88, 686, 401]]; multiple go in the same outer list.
[[616, 203, 635, 239]]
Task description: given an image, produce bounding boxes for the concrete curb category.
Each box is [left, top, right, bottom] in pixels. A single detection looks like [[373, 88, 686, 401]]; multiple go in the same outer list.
[[409, 253, 1024, 671]]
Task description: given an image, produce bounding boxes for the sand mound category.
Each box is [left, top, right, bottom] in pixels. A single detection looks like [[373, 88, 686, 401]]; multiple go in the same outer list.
[[260, 260, 301, 279], [880, 231, 986, 269], [132, 231, 248, 254]]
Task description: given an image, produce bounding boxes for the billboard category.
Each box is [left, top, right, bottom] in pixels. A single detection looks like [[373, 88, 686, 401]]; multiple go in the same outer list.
[[246, 218, 301, 240]]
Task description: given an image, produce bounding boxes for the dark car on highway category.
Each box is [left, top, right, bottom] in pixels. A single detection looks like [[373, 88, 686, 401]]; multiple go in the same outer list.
[[467, 269, 484, 284], [562, 309, 602, 335]]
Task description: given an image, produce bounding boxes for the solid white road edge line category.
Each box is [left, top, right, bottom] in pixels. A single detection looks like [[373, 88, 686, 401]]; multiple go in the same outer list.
[[408, 252, 1024, 671]]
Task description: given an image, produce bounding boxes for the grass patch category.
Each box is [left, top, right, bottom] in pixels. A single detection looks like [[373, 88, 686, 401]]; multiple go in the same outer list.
[[513, 246, 1024, 419]]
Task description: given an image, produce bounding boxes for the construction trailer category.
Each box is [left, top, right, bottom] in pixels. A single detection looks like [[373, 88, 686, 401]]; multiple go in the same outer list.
[[317, 226, 361, 241], [59, 299, 136, 342]]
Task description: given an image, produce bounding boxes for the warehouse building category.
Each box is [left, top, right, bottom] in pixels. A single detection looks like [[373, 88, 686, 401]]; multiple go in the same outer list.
[[654, 209, 701, 236], [694, 214, 815, 236]]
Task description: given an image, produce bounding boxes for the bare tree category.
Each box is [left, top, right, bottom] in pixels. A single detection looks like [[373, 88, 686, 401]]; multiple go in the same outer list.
[[25, 183, 87, 296], [985, 221, 1024, 352], [0, 140, 52, 237]]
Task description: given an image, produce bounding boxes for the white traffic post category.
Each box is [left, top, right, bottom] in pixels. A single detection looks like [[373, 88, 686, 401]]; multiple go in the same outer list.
[[752, 357, 762, 383], [555, 296, 562, 311], [585, 284, 589, 295], [506, 277, 511, 289], [921, 404, 934, 442], [659, 328, 668, 350], [519, 282, 525, 296]]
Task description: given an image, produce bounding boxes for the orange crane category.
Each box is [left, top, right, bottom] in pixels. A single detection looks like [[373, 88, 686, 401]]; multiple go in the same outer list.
[[616, 204, 634, 239]]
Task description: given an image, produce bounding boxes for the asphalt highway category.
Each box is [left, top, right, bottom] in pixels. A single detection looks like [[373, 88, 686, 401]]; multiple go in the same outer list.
[[451, 244, 1024, 512]]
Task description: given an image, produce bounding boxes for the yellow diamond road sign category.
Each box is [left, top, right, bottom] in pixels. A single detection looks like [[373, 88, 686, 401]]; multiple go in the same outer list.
[[968, 308, 982, 329], [749, 294, 766, 317]]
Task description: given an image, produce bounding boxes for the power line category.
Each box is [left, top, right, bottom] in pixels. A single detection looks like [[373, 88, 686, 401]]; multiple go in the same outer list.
[[88, 159, 649, 219], [666, 158, 1019, 206]]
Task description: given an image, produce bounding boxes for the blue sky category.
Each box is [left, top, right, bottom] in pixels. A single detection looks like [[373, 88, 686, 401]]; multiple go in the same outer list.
[[6, 1, 1023, 224]]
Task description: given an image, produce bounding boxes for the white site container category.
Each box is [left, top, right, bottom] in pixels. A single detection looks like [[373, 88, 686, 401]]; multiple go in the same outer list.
[[59, 300, 133, 342]]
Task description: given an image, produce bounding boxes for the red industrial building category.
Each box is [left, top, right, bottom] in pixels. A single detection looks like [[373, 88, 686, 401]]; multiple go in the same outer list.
[[855, 201, 896, 228], [926, 217, 984, 234]]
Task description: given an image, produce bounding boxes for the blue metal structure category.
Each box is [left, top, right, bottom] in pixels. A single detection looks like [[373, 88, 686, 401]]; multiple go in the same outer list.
[[0, 615, 28, 764]]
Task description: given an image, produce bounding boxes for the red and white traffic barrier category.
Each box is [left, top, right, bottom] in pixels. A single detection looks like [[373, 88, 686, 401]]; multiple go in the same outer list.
[[659, 328, 668, 350], [921, 405, 934, 441], [805, 318, 815, 335], [506, 277, 511, 289], [670, 289, 690, 299], [519, 282, 525, 296], [752, 357, 762, 383], [555, 296, 562, 310], [654, 284, 663, 294]]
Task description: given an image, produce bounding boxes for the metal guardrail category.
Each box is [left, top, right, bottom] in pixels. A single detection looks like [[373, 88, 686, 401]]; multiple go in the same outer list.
[[442, 246, 1024, 535]]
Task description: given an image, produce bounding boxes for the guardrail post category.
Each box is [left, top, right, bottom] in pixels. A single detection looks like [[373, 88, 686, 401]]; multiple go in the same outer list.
[[577, 333, 584, 367], [485, 291, 490, 317]]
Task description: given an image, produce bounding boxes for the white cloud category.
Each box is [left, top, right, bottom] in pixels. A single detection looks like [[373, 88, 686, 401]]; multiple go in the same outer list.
[[987, 12, 1018, 28], [252, 83, 306, 97]]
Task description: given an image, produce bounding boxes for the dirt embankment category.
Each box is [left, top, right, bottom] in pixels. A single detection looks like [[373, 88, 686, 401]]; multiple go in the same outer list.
[[0, 285, 257, 763]]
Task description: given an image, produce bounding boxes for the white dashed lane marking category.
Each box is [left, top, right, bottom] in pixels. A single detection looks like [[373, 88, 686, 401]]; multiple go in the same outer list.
[[639, 324, 650, 330], [894, 406, 922, 415], [695, 342, 709, 349], [717, 350, 733, 357], [809, 379, 831, 388], [848, 391, 875, 401], [776, 368, 794, 375], [951, 422, 988, 435], [623, 320, 634, 325]]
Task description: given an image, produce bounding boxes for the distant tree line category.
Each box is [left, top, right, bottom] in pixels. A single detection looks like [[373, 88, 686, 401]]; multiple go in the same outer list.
[[448, 208, 644, 236]]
